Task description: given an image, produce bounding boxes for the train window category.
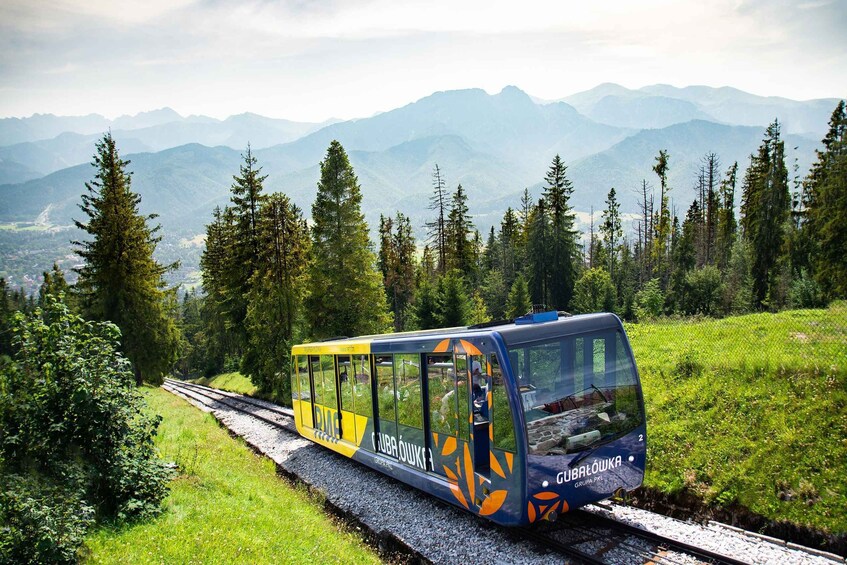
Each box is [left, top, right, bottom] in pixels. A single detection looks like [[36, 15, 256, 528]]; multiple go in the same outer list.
[[509, 331, 644, 456], [290, 357, 299, 402], [297, 356, 311, 425], [455, 354, 470, 441], [490, 354, 516, 452], [427, 354, 456, 436], [318, 354, 337, 410], [352, 355, 372, 419], [395, 353, 422, 429], [375, 354, 397, 450], [338, 355, 353, 412]]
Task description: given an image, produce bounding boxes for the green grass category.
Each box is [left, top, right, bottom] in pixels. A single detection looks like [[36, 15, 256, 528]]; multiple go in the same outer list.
[[190, 371, 258, 396], [84, 388, 381, 564], [627, 301, 847, 533]]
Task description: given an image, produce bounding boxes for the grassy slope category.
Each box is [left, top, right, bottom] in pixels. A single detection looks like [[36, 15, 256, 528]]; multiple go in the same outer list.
[[627, 302, 847, 533], [190, 371, 258, 396], [84, 388, 380, 564]]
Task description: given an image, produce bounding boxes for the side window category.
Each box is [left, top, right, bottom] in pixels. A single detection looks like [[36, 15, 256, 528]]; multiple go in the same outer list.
[[290, 357, 299, 402], [490, 354, 516, 451], [375, 354, 396, 428], [320, 354, 337, 409], [395, 353, 422, 429], [338, 355, 353, 412], [310, 355, 323, 406], [427, 354, 456, 436], [297, 356, 311, 425], [352, 354, 373, 418], [455, 354, 470, 440]]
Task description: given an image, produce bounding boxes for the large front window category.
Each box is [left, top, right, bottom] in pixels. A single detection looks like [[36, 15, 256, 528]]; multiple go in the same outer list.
[[508, 331, 643, 455]]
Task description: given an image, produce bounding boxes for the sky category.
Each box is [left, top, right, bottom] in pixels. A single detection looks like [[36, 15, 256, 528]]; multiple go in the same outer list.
[[1, 0, 844, 122]]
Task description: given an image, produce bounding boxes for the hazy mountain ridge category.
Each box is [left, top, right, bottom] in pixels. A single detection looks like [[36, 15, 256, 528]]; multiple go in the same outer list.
[[0, 84, 838, 292], [561, 83, 840, 135], [0, 110, 335, 183]]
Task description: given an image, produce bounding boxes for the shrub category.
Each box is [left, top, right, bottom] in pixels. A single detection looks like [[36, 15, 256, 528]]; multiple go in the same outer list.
[[634, 278, 664, 321], [0, 296, 174, 561], [572, 268, 616, 314]]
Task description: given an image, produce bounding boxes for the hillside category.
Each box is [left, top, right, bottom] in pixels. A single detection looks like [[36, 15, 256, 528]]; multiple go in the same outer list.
[[628, 303, 847, 536]]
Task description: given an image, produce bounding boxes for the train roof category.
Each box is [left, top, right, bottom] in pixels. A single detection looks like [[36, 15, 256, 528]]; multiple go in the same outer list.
[[293, 312, 623, 354]]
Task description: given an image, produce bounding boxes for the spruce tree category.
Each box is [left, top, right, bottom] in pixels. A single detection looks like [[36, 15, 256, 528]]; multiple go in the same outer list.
[[741, 120, 790, 308], [543, 155, 580, 310], [199, 206, 237, 374], [652, 150, 672, 285], [73, 133, 180, 384], [445, 184, 475, 274], [243, 193, 310, 400], [227, 146, 268, 348], [306, 140, 391, 338], [805, 100, 847, 298], [600, 188, 622, 279], [426, 164, 449, 274], [505, 274, 532, 319], [716, 162, 739, 271], [380, 212, 417, 331]]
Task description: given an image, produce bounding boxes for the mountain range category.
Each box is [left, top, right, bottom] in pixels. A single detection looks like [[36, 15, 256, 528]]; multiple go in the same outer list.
[[0, 83, 840, 293]]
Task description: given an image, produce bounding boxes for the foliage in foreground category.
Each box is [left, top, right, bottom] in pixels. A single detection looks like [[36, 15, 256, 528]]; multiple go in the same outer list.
[[85, 388, 380, 564], [629, 302, 847, 533], [0, 298, 173, 564]]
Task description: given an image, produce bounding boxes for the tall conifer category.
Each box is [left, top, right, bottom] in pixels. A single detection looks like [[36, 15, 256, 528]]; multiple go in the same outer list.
[[306, 140, 391, 338], [74, 133, 180, 384]]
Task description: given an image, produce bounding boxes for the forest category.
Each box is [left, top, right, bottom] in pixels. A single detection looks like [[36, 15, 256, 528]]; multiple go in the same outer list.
[[0, 101, 844, 405]]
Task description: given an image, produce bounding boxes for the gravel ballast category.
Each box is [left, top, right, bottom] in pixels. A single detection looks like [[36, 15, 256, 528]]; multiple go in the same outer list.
[[165, 385, 844, 565]]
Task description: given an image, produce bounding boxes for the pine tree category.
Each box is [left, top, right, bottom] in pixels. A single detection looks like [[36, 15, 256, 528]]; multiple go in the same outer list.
[[227, 146, 268, 348], [543, 155, 580, 310], [38, 263, 71, 308], [716, 162, 739, 271], [600, 188, 622, 279], [652, 150, 671, 286], [525, 198, 550, 306], [426, 164, 449, 274], [306, 140, 391, 338], [445, 184, 475, 274], [243, 193, 310, 400], [73, 133, 180, 385], [436, 270, 471, 327], [805, 100, 847, 298], [741, 120, 790, 309], [200, 206, 237, 374], [379, 212, 417, 331], [505, 274, 532, 319]]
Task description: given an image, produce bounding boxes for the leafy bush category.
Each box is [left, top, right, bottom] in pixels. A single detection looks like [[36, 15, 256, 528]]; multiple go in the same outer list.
[[572, 267, 616, 313], [634, 278, 664, 321], [0, 296, 174, 562]]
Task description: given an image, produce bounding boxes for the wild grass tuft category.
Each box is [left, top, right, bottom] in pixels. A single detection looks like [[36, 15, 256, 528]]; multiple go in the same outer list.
[[84, 388, 380, 564]]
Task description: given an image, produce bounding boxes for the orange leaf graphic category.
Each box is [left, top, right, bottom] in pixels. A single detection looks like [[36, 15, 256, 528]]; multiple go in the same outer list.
[[479, 490, 508, 516], [490, 452, 506, 480], [434, 339, 451, 353], [527, 502, 536, 523], [532, 491, 559, 500], [464, 443, 475, 501], [442, 436, 457, 456], [450, 482, 469, 509], [443, 466, 458, 482], [505, 452, 514, 473]]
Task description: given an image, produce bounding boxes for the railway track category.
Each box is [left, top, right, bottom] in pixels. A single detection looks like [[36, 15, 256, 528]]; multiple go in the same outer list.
[[162, 379, 834, 565], [163, 378, 296, 433], [521, 509, 751, 564]]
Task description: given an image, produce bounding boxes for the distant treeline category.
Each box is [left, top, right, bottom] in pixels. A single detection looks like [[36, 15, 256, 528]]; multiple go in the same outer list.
[[1, 101, 844, 405]]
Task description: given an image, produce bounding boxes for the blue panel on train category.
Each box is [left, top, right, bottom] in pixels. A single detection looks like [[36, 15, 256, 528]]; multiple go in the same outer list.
[[515, 311, 558, 325]]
